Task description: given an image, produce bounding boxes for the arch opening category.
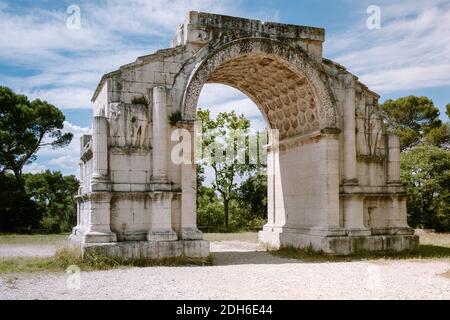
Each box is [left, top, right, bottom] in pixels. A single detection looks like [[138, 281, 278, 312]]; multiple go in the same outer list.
[[196, 83, 268, 232]]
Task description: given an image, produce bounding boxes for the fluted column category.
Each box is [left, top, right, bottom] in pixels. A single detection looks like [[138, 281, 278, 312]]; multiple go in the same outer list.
[[342, 74, 358, 185], [152, 86, 169, 183], [148, 86, 177, 241], [91, 116, 110, 192], [319, 130, 342, 230], [341, 76, 369, 236], [83, 116, 115, 243], [387, 135, 401, 184], [265, 129, 278, 227], [180, 121, 203, 239]]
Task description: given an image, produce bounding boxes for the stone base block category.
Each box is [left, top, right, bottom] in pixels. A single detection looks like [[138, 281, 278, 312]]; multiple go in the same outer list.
[[69, 239, 210, 260], [147, 228, 178, 241], [180, 227, 204, 240], [259, 229, 419, 255], [69, 229, 117, 244]]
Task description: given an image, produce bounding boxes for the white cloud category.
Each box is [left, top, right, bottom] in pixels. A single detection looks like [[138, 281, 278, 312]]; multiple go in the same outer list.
[[22, 162, 48, 174], [0, 0, 240, 111], [48, 155, 80, 170], [23, 119, 90, 176], [378, 0, 449, 20], [197, 84, 246, 107], [23, 120, 90, 176], [326, 2, 450, 93], [84, 0, 238, 36], [40, 120, 90, 155], [199, 84, 267, 129], [25, 87, 93, 109]]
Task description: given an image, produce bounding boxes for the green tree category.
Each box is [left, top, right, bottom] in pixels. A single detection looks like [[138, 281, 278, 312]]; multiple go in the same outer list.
[[238, 171, 267, 220], [0, 172, 41, 232], [197, 185, 224, 231], [400, 145, 450, 231], [425, 124, 450, 147], [197, 109, 256, 230], [24, 171, 79, 233], [0, 86, 73, 180], [380, 96, 449, 150]]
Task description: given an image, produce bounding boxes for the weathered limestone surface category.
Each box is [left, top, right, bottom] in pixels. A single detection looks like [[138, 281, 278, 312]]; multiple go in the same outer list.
[[69, 11, 418, 258]]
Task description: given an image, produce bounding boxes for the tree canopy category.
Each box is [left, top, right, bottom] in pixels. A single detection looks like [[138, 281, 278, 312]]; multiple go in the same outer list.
[[0, 87, 75, 233], [0, 86, 73, 179], [24, 171, 79, 233], [400, 145, 450, 231], [380, 96, 449, 150]]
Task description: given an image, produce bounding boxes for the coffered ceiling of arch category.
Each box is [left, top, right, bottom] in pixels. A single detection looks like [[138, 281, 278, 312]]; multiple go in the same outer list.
[[206, 55, 319, 140]]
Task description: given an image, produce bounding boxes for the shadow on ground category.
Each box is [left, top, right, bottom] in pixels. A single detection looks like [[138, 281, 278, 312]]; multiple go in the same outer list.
[[211, 251, 300, 266], [209, 243, 450, 266]]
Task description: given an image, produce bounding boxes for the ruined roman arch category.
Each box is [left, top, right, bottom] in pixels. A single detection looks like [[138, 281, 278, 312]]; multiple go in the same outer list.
[[69, 12, 418, 258]]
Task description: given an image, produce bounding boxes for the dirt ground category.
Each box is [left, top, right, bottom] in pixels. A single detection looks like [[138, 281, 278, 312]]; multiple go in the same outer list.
[[0, 234, 449, 300]]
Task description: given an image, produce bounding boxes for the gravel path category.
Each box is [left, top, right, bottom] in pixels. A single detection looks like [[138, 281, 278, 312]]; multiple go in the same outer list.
[[1, 241, 449, 300]]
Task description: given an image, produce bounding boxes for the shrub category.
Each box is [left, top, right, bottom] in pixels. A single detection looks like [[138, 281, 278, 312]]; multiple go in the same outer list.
[[168, 111, 182, 126], [131, 95, 148, 106]]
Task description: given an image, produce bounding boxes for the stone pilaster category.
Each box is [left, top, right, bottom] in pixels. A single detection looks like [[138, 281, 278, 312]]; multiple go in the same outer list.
[[342, 74, 358, 185], [387, 135, 401, 184], [318, 130, 342, 230], [179, 121, 203, 240], [342, 195, 370, 235], [152, 86, 169, 183], [148, 86, 177, 241], [147, 192, 178, 241], [265, 149, 275, 227], [265, 129, 279, 228], [271, 129, 285, 228], [91, 116, 110, 191], [83, 192, 117, 243]]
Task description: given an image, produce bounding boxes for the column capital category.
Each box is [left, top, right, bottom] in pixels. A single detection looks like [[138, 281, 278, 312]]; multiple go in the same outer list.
[[340, 73, 356, 89]]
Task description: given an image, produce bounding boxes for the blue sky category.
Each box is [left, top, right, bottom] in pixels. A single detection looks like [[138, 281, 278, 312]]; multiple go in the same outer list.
[[0, 0, 449, 176]]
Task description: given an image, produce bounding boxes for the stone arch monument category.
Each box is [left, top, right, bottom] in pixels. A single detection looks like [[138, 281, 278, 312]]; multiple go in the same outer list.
[[69, 12, 418, 258]]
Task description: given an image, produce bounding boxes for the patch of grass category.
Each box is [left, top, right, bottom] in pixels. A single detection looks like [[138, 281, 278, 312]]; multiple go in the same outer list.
[[272, 244, 450, 262], [204, 232, 258, 242], [0, 247, 213, 274], [272, 232, 450, 262], [70, 248, 214, 271], [0, 256, 59, 273], [0, 233, 68, 245], [441, 270, 450, 279]]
